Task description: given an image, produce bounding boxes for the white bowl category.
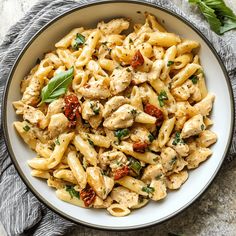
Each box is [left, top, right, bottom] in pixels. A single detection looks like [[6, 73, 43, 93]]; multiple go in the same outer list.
[[2, 0, 234, 230]]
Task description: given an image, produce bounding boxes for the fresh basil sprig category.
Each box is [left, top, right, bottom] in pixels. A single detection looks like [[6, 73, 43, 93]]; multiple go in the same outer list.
[[189, 0, 236, 34], [39, 67, 74, 105]]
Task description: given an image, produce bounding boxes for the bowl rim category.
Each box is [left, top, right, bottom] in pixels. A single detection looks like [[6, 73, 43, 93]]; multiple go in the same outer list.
[[2, 0, 235, 231]]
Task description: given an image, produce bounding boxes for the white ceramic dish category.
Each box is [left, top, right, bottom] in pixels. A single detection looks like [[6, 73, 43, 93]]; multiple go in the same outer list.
[[2, 0, 234, 230]]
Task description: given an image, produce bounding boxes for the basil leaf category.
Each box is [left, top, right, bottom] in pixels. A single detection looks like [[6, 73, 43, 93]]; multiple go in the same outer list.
[[65, 186, 80, 199], [167, 60, 174, 66], [55, 137, 60, 145], [189, 0, 236, 34], [128, 157, 142, 175], [39, 67, 74, 105], [142, 186, 155, 194], [148, 133, 155, 142], [72, 33, 85, 50], [114, 129, 130, 142], [189, 75, 199, 84], [172, 132, 184, 146], [158, 90, 168, 107], [23, 125, 30, 132]]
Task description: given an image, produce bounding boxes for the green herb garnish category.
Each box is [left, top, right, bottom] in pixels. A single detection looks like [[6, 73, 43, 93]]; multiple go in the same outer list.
[[189, 0, 236, 34], [189, 75, 199, 84], [126, 68, 131, 72], [128, 157, 142, 175], [167, 60, 174, 66], [23, 125, 30, 132], [155, 174, 163, 180], [169, 156, 177, 166], [130, 109, 137, 116], [90, 102, 100, 115], [158, 90, 168, 107], [114, 129, 130, 142], [148, 133, 155, 142], [55, 137, 60, 145], [142, 186, 155, 194], [72, 33, 85, 49], [172, 132, 184, 146], [201, 124, 205, 130], [129, 38, 133, 43], [65, 186, 80, 199], [88, 139, 94, 147], [39, 67, 74, 105]]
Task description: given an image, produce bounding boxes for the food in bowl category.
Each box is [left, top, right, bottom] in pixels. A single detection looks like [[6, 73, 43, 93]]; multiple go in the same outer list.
[[12, 14, 217, 217]]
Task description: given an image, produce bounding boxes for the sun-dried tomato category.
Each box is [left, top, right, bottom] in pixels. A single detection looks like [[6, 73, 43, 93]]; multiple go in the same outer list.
[[80, 186, 96, 207], [131, 50, 144, 69], [64, 94, 80, 128], [144, 103, 164, 126], [114, 166, 129, 180], [133, 141, 149, 153]]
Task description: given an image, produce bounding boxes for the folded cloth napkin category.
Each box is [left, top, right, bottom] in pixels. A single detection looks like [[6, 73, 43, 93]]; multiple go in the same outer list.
[[0, 0, 235, 235]]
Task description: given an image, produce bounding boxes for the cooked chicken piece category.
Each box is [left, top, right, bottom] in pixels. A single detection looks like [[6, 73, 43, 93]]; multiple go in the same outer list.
[[103, 104, 134, 130], [160, 147, 178, 173], [48, 113, 69, 138], [167, 134, 189, 157], [196, 130, 217, 147], [110, 68, 132, 95], [97, 18, 129, 35], [111, 186, 139, 208], [194, 93, 215, 116], [149, 179, 167, 201], [99, 150, 128, 170], [102, 96, 130, 118], [186, 147, 212, 169], [81, 100, 103, 129], [181, 114, 205, 138], [141, 163, 164, 184], [166, 170, 188, 189]]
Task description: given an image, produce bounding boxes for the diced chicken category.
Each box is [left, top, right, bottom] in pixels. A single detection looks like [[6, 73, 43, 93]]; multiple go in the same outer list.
[[110, 68, 132, 95], [194, 93, 215, 116], [111, 186, 139, 208], [166, 170, 188, 189], [181, 114, 205, 138], [132, 71, 148, 85], [99, 150, 128, 170], [102, 96, 130, 118], [186, 147, 212, 169], [97, 18, 129, 35], [103, 104, 134, 130], [149, 179, 167, 201], [48, 113, 69, 138], [81, 100, 103, 129], [130, 125, 152, 144], [93, 196, 112, 208], [167, 135, 189, 157], [141, 163, 164, 184], [196, 130, 217, 147], [160, 147, 178, 173]]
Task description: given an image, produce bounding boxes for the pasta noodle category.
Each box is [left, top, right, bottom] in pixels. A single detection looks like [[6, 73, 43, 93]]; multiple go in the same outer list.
[[13, 14, 217, 217]]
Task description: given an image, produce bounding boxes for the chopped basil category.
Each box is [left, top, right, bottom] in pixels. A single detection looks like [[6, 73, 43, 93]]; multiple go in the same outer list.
[[167, 60, 174, 66], [114, 129, 130, 142], [126, 68, 131, 72], [23, 125, 30, 132], [72, 33, 85, 50], [201, 124, 205, 130], [129, 38, 133, 43], [128, 157, 142, 175], [55, 137, 60, 145], [189, 75, 199, 84], [148, 133, 155, 142], [172, 132, 184, 146], [155, 174, 163, 180], [142, 186, 155, 194], [88, 139, 94, 147], [158, 90, 168, 107], [169, 156, 177, 166], [130, 109, 137, 116], [90, 102, 100, 115], [65, 186, 80, 199]]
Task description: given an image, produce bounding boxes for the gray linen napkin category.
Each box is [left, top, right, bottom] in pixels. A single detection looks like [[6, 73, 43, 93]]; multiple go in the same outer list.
[[0, 0, 235, 235]]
